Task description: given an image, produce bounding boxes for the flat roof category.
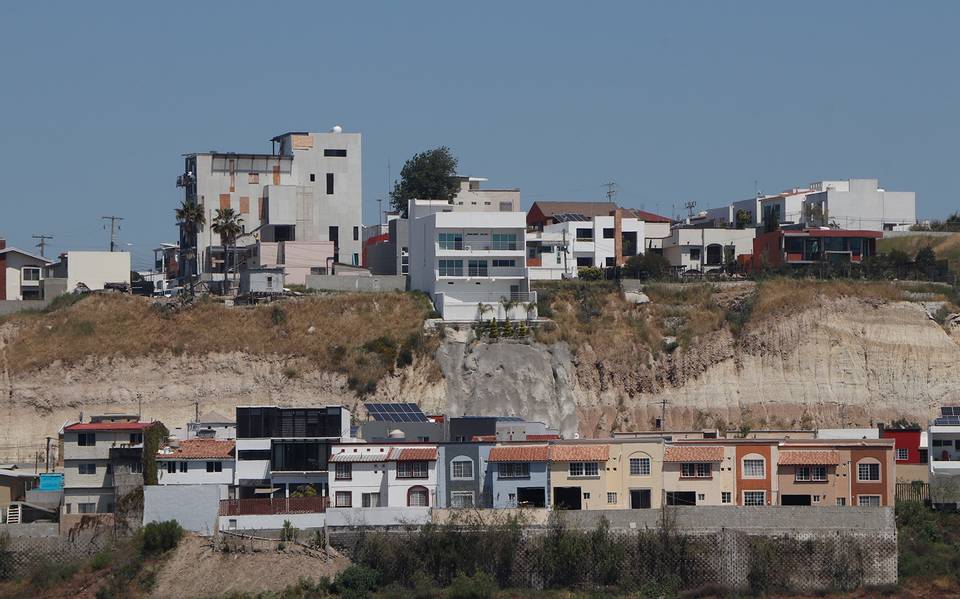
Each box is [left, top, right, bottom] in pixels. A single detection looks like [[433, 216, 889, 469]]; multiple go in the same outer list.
[[63, 422, 153, 432]]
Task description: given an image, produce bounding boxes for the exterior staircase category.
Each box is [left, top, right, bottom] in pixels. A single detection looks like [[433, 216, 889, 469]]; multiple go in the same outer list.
[[6, 503, 22, 524]]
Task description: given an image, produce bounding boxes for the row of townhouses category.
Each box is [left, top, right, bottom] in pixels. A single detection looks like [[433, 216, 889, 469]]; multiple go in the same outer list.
[[19, 403, 954, 534]]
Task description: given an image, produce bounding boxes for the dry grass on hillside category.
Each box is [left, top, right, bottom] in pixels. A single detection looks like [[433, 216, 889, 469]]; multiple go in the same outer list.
[[749, 278, 909, 322], [4, 292, 436, 393], [879, 232, 960, 273], [643, 283, 728, 348]]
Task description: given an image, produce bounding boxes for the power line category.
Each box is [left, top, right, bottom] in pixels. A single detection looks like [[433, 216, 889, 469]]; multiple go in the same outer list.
[[603, 181, 618, 202], [101, 215, 124, 252]]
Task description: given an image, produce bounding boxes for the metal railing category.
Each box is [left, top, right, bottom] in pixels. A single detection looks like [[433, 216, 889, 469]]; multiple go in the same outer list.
[[437, 291, 537, 303], [219, 496, 328, 516]]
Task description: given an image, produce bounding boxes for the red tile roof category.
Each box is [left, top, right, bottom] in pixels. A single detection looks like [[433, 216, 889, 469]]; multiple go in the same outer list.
[[64, 421, 153, 432], [488, 446, 550, 462], [391, 447, 437, 461], [156, 439, 235, 460], [549, 445, 609, 462], [527, 434, 562, 441], [778, 450, 842, 466], [623, 208, 672, 223], [663, 446, 725, 463]]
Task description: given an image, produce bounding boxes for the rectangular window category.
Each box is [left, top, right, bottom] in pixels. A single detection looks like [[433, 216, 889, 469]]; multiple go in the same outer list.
[[451, 460, 473, 479], [795, 466, 810, 482], [353, 226, 359, 241], [629, 457, 651, 476], [812, 495, 821, 503], [326, 173, 334, 194], [681, 463, 711, 478], [468, 260, 488, 277], [583, 492, 591, 500], [438, 260, 463, 277], [857, 463, 880, 481], [310, 173, 316, 182], [919, 449, 928, 464], [491, 233, 518, 251], [744, 491, 765, 506], [576, 257, 593, 267], [361, 492, 380, 508], [77, 433, 96, 447], [335, 491, 352, 508], [129, 433, 143, 445], [607, 492, 617, 505], [451, 491, 475, 508], [22, 267, 41, 281], [248, 172, 260, 184], [499, 201, 512, 212], [575, 228, 593, 241], [492, 259, 516, 268], [605, 257, 615, 267], [438, 233, 464, 250], [689, 248, 701, 261], [896, 448, 909, 461], [837, 497, 846, 506], [721, 491, 731, 504], [812, 466, 827, 481], [179, 461, 187, 473], [498, 463, 530, 479], [335, 463, 352, 480], [743, 459, 765, 478], [206, 461, 223, 473], [324, 149, 348, 157], [858, 495, 881, 507], [352, 253, 359, 265], [78, 463, 96, 475], [166, 462, 176, 474], [78, 503, 96, 514], [603, 228, 614, 239], [237, 450, 271, 461], [569, 462, 599, 477], [397, 461, 429, 479]]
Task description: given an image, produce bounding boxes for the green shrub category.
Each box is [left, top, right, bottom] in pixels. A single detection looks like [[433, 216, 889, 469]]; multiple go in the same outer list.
[[445, 571, 496, 599], [271, 305, 287, 326], [140, 520, 184, 555], [29, 561, 80, 588], [334, 564, 381, 599], [90, 549, 114, 571], [578, 266, 604, 280]]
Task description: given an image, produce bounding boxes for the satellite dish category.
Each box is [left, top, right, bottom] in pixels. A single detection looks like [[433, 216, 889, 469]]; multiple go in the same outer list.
[[331, 125, 343, 133]]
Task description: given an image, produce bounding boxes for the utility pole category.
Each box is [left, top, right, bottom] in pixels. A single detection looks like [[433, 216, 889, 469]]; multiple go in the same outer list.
[[137, 392, 142, 421], [684, 201, 697, 219], [45, 437, 52, 472], [102, 216, 123, 252], [377, 197, 384, 226], [652, 397, 670, 431], [603, 181, 617, 203], [32, 234, 53, 257]]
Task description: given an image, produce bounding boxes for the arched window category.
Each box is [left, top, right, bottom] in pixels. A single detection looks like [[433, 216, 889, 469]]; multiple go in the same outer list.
[[450, 457, 475, 480], [741, 453, 766, 479], [408, 485, 429, 507], [706, 244, 723, 266]]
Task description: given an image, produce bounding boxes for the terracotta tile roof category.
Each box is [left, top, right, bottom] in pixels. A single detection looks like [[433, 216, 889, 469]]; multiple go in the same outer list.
[[778, 450, 842, 466], [663, 446, 724, 463], [487, 446, 550, 462], [533, 201, 618, 219], [527, 434, 562, 441], [156, 439, 234, 460], [622, 208, 672, 223], [549, 445, 609, 461], [64, 421, 153, 432], [391, 447, 437, 461]]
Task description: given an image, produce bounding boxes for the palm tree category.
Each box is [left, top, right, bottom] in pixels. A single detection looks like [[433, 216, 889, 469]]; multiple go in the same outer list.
[[175, 199, 206, 293], [211, 208, 244, 292]]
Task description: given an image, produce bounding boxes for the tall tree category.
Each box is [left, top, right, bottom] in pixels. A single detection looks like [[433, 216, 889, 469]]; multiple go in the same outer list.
[[175, 199, 206, 291], [211, 207, 244, 282], [389, 146, 460, 217]]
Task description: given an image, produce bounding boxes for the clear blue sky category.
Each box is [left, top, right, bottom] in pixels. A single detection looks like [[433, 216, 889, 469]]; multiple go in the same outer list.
[[2, 1, 958, 270]]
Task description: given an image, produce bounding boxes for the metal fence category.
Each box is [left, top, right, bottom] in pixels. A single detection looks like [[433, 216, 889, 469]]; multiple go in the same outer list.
[[218, 496, 328, 516]]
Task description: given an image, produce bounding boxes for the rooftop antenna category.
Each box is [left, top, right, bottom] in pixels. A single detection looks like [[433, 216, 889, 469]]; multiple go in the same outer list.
[[32, 234, 53, 257], [377, 197, 383, 226], [754, 179, 762, 199], [603, 181, 618, 202], [684, 201, 697, 218]]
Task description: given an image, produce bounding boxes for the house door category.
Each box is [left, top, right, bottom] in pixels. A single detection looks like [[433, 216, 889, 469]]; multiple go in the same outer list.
[[510, 284, 520, 300], [630, 489, 651, 509], [553, 487, 582, 510], [781, 494, 812, 506]]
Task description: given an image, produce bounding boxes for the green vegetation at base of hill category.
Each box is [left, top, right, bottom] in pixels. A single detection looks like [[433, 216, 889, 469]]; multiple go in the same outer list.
[[896, 501, 960, 584], [2, 292, 438, 394], [878, 232, 960, 275]]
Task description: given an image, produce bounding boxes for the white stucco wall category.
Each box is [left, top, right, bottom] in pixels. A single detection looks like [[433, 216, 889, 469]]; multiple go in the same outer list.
[[55, 252, 131, 291], [3, 251, 48, 300]]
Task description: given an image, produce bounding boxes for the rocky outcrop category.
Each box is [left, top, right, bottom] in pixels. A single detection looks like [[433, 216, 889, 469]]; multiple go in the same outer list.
[[2, 297, 959, 460]]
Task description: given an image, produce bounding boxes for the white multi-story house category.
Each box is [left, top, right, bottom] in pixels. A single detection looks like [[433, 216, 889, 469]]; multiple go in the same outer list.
[[661, 226, 756, 273], [328, 443, 438, 509], [408, 199, 535, 321], [177, 128, 362, 284], [233, 405, 351, 500], [155, 439, 235, 499], [526, 212, 647, 280], [61, 415, 156, 518]]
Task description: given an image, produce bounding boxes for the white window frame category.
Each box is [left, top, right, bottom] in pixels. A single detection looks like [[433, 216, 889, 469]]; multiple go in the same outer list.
[[629, 456, 651, 476], [607, 492, 617, 505], [836, 497, 846, 506], [451, 491, 475, 508], [78, 463, 96, 475], [450, 458, 474, 481], [857, 495, 881, 507], [21, 267, 41, 282], [721, 491, 731, 504], [857, 462, 880, 482], [742, 457, 766, 479], [361, 492, 380, 508], [335, 462, 352, 480], [335, 491, 352, 508], [568, 462, 600, 478], [896, 448, 909, 461], [407, 486, 429, 507], [497, 463, 530, 479], [681, 463, 711, 478], [743, 491, 766, 506], [397, 461, 429, 479]]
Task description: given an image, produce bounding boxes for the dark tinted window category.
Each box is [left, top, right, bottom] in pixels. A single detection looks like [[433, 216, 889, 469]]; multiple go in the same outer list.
[[603, 228, 614, 239], [238, 407, 341, 438], [271, 440, 330, 471], [237, 450, 271, 461], [324, 149, 348, 157], [326, 173, 334, 194]]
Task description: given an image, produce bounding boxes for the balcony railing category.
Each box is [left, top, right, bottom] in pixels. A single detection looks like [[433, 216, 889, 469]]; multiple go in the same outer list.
[[219, 496, 328, 516], [438, 291, 537, 304]]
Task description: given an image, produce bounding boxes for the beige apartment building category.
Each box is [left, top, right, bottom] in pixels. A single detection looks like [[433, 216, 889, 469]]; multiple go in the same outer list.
[[547, 440, 665, 510]]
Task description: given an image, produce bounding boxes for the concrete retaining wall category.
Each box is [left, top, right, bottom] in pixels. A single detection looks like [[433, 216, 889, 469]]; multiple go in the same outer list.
[[217, 512, 325, 534], [143, 485, 221, 535], [0, 299, 51, 315], [327, 507, 430, 528], [304, 274, 407, 293]]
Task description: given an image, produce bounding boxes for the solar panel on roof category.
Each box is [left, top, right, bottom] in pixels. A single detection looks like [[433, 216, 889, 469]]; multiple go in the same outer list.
[[364, 402, 428, 423], [552, 212, 589, 223], [941, 407, 960, 417]]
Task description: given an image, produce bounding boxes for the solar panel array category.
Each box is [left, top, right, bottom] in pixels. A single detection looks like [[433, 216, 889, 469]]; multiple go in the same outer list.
[[935, 406, 960, 425], [364, 402, 429, 423], [552, 212, 589, 223]]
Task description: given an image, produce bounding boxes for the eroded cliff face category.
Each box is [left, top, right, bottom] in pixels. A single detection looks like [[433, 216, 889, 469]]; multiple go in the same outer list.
[[2, 297, 959, 460]]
